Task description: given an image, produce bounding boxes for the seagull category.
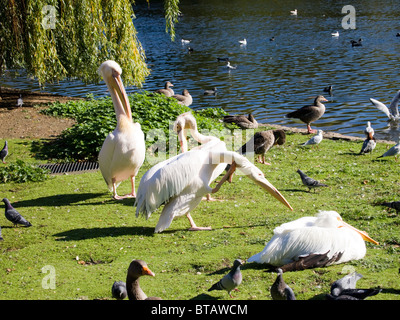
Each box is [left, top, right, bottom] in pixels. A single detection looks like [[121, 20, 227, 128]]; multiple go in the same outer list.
[[331, 31, 339, 37], [297, 169, 328, 192], [302, 130, 323, 147], [377, 142, 400, 160], [16, 94, 23, 107], [0, 140, 8, 163], [378, 200, 400, 213], [181, 39, 191, 44], [270, 268, 296, 300], [226, 61, 237, 69], [208, 259, 243, 298], [290, 9, 297, 15], [360, 122, 376, 154], [2, 198, 32, 227], [239, 38, 247, 46], [369, 90, 400, 126], [286, 95, 328, 134], [247, 210, 379, 271], [111, 281, 127, 300]]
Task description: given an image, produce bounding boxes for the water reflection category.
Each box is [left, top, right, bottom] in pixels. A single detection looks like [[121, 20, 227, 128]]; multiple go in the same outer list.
[[1, 0, 400, 141]]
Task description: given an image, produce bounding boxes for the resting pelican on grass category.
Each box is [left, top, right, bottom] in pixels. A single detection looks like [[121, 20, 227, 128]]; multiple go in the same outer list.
[[98, 60, 145, 200], [248, 210, 379, 271], [134, 138, 293, 233]]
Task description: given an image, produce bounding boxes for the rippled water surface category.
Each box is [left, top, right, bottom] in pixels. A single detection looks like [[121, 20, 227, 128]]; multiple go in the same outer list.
[[2, 0, 400, 140]]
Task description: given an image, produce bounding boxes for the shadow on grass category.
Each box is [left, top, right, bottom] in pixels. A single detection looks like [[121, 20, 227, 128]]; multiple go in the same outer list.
[[53, 226, 155, 240], [9, 192, 117, 208], [190, 293, 219, 300]]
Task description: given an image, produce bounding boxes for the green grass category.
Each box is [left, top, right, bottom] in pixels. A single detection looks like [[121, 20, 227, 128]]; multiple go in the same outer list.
[[1, 128, 400, 300]]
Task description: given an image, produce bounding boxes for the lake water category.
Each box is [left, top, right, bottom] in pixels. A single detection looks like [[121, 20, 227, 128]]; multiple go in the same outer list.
[[1, 0, 400, 140]]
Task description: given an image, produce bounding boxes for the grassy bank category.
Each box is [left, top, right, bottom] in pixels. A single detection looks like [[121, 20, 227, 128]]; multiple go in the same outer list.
[[0, 98, 399, 300]]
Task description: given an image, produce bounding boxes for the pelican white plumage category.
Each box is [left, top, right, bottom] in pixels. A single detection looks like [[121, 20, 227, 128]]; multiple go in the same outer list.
[[134, 138, 293, 233], [247, 210, 379, 271], [369, 90, 400, 126], [98, 60, 145, 200]]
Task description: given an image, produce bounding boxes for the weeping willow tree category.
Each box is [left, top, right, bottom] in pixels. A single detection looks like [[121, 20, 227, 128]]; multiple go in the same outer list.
[[0, 0, 180, 87]]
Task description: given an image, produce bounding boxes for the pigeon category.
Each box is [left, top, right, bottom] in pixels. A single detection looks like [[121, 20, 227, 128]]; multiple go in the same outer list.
[[302, 130, 323, 147], [111, 281, 127, 300], [297, 169, 328, 192], [331, 271, 363, 297], [377, 142, 400, 160], [0, 140, 8, 163], [270, 268, 296, 300], [378, 200, 400, 213], [2, 198, 32, 227], [208, 259, 243, 298], [16, 94, 23, 107]]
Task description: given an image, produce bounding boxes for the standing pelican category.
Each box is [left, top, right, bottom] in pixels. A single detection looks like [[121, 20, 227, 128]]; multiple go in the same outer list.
[[98, 60, 145, 200], [134, 139, 293, 233], [247, 210, 379, 271], [369, 90, 400, 126]]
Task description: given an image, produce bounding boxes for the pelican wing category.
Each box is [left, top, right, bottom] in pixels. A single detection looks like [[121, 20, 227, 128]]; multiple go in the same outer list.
[[98, 132, 117, 191], [369, 98, 392, 119], [135, 151, 204, 219]]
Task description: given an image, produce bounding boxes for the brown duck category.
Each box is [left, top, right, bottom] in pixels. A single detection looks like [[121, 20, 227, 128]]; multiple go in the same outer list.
[[155, 81, 174, 97], [126, 259, 162, 300], [237, 129, 286, 164], [223, 113, 258, 129], [286, 95, 327, 133], [173, 89, 193, 107]]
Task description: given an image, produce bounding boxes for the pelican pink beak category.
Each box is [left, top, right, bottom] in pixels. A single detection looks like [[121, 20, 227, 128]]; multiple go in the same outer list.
[[110, 69, 132, 121], [339, 220, 379, 245]]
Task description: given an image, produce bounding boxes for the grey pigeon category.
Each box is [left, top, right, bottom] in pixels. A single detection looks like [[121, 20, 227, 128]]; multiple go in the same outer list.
[[331, 271, 363, 296], [297, 169, 328, 192], [379, 200, 400, 213], [111, 280, 127, 300], [208, 259, 243, 298], [2, 198, 32, 227], [0, 141, 8, 163], [270, 268, 296, 300]]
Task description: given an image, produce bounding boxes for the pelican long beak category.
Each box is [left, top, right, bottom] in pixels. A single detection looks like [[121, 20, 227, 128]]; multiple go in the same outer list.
[[112, 72, 132, 120], [341, 221, 379, 245], [142, 266, 155, 277], [177, 129, 188, 153], [253, 176, 293, 211]]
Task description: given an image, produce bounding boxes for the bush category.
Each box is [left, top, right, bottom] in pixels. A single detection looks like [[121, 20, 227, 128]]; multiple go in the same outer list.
[[0, 160, 50, 183]]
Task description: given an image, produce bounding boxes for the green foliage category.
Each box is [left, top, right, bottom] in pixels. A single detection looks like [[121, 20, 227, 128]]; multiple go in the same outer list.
[[0, 159, 49, 183], [37, 92, 229, 161], [0, 1, 179, 86]]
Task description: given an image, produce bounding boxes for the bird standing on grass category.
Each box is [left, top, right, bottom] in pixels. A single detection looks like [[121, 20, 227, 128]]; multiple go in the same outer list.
[[302, 130, 323, 147], [360, 122, 376, 154], [208, 259, 243, 298], [111, 281, 127, 300], [0, 141, 8, 163], [98, 60, 145, 200], [297, 169, 328, 192], [2, 198, 32, 227], [286, 96, 327, 134], [270, 268, 296, 300]]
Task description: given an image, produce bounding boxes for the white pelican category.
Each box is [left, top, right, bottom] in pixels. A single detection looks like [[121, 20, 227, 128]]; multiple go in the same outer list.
[[247, 210, 379, 271], [369, 90, 400, 126], [134, 138, 293, 233], [98, 60, 145, 200]]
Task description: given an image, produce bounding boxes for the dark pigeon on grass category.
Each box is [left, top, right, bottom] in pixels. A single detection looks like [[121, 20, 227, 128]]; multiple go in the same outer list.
[[0, 141, 8, 163], [111, 281, 127, 300], [2, 198, 32, 227], [297, 169, 328, 192], [270, 268, 296, 300], [330, 271, 363, 297], [208, 259, 243, 298]]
